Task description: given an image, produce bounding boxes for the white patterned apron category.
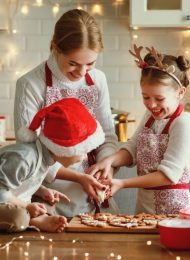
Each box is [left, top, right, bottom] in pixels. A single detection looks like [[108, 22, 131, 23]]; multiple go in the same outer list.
[[136, 104, 190, 214], [44, 63, 105, 217]]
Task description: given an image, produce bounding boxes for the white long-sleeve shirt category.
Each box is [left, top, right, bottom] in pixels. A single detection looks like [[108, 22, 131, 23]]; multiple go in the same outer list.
[[122, 110, 190, 183], [14, 53, 118, 181]]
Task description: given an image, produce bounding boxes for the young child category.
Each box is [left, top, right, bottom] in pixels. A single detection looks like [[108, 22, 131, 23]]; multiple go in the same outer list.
[[14, 8, 117, 217], [89, 45, 190, 215], [0, 98, 105, 232]]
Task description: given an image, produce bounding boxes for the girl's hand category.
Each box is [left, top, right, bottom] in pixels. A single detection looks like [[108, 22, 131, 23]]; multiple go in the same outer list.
[[110, 179, 124, 196], [26, 202, 47, 218], [37, 186, 70, 206]]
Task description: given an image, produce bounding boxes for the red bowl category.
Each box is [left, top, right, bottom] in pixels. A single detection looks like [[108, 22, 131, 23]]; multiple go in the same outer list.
[[159, 219, 190, 250]]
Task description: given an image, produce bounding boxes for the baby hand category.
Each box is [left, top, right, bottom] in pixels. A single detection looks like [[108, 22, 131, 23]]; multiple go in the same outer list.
[[38, 186, 70, 206], [26, 202, 47, 218]]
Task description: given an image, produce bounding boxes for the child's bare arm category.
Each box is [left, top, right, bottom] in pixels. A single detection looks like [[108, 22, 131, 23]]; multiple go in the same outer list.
[[87, 149, 133, 179], [35, 185, 70, 205]]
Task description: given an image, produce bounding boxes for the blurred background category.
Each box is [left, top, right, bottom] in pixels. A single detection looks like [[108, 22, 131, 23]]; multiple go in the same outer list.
[[0, 0, 190, 139]]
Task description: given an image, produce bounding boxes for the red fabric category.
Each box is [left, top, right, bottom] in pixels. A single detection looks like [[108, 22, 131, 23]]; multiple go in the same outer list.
[[162, 103, 183, 134], [45, 63, 94, 87], [29, 98, 97, 147], [85, 72, 94, 86], [145, 183, 189, 190]]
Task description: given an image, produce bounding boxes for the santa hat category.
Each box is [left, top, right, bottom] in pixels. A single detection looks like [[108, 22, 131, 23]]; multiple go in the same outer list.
[[17, 98, 105, 157]]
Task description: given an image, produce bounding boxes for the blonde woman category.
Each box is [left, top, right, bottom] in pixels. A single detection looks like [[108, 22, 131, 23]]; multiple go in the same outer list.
[[14, 9, 118, 217]]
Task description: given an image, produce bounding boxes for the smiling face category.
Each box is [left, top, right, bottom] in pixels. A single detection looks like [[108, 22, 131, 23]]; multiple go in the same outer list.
[[141, 82, 186, 120], [55, 47, 98, 81]]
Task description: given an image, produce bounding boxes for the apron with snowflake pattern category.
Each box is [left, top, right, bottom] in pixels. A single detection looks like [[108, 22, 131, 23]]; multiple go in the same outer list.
[[44, 63, 108, 217], [136, 104, 190, 214]]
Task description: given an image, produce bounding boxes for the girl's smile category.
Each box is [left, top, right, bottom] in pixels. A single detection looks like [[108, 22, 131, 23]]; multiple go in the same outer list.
[[141, 83, 185, 120]]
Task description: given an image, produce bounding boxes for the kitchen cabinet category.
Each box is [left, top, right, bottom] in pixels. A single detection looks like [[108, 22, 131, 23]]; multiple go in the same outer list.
[[130, 0, 190, 28]]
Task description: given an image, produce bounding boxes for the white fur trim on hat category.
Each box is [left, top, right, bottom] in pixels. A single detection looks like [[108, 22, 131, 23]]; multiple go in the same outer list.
[[17, 126, 38, 143], [39, 121, 105, 157]]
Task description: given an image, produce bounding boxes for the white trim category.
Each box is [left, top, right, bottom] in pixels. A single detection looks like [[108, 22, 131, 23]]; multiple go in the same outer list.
[[39, 121, 105, 157], [17, 126, 37, 142]]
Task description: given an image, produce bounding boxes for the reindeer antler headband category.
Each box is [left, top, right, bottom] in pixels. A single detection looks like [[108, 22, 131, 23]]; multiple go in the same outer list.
[[129, 44, 182, 87]]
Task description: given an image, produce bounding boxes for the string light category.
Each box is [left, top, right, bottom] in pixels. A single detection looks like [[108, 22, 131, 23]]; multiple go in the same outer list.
[[35, 0, 43, 6], [20, 5, 29, 15], [133, 26, 139, 30], [0, 234, 53, 250], [115, 0, 124, 3], [133, 34, 138, 39], [76, 5, 83, 10], [0, 233, 186, 259], [92, 4, 103, 15], [52, 4, 59, 16]]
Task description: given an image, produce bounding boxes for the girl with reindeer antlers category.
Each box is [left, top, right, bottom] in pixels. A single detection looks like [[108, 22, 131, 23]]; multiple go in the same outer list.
[[87, 44, 190, 214]]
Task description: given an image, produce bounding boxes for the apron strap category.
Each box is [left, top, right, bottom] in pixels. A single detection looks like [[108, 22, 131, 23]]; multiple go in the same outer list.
[[45, 63, 94, 87], [145, 103, 183, 134], [145, 115, 154, 128], [161, 103, 183, 134], [85, 72, 94, 86], [45, 62, 52, 87]]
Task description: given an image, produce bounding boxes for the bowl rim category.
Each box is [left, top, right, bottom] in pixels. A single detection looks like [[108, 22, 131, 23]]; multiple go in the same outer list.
[[159, 218, 190, 228]]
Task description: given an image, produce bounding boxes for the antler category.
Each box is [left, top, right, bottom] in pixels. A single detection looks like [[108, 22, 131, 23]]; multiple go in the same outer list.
[[146, 47, 167, 70], [129, 44, 145, 68]]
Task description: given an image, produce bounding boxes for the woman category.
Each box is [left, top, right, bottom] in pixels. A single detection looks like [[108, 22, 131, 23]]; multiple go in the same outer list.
[[14, 9, 118, 217]]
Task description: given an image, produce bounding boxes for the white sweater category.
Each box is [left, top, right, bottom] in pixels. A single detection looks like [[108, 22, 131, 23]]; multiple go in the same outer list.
[[122, 110, 190, 183], [14, 53, 118, 180]]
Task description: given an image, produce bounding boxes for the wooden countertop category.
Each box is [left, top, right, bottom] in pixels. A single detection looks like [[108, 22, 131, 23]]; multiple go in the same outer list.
[[0, 230, 189, 259]]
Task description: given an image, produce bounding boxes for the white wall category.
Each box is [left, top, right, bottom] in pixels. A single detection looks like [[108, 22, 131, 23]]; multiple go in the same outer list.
[[0, 0, 190, 137]]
